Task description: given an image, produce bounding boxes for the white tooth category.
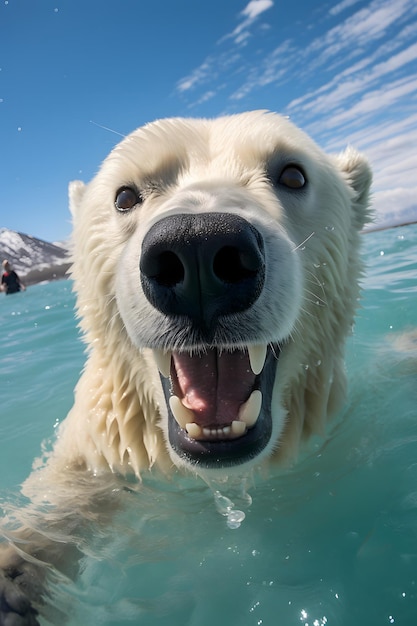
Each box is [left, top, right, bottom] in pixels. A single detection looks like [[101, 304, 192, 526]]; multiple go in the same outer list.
[[248, 345, 267, 375], [186, 422, 203, 439], [153, 349, 171, 378], [203, 427, 211, 437], [231, 421, 247, 438], [238, 390, 262, 428], [169, 396, 194, 429]]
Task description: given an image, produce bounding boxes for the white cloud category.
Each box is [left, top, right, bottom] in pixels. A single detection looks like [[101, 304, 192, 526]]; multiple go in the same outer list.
[[227, 0, 417, 108], [372, 186, 417, 227], [324, 112, 417, 153], [241, 0, 274, 20], [188, 90, 217, 108], [365, 134, 417, 177], [303, 0, 417, 73], [176, 60, 213, 93], [173, 0, 417, 225], [230, 40, 292, 100], [316, 75, 417, 132], [221, 0, 274, 45], [175, 51, 243, 95], [287, 45, 417, 128], [175, 0, 274, 96], [329, 0, 362, 16]]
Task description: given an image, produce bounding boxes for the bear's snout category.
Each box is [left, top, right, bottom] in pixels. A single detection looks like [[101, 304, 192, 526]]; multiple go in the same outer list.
[[140, 212, 265, 333]]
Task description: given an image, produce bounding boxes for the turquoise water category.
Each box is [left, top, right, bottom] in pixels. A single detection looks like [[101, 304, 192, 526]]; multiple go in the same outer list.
[[1, 225, 416, 625]]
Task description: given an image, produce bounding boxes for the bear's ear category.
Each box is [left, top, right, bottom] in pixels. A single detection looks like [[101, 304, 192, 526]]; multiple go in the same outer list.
[[68, 180, 86, 218], [335, 147, 373, 229]]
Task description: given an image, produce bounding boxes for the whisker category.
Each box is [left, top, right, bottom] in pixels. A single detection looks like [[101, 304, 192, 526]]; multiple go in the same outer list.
[[297, 306, 317, 321], [303, 289, 327, 306], [269, 342, 280, 359], [292, 231, 315, 252], [304, 269, 326, 301]]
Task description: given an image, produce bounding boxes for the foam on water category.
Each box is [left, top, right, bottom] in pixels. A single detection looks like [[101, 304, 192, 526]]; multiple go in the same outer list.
[[1, 225, 417, 625]]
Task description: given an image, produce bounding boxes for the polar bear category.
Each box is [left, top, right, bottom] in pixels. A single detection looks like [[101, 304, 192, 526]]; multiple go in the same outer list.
[[0, 111, 371, 623]]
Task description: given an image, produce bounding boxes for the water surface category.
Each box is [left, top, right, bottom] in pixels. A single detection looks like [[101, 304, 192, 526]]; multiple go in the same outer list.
[[0, 225, 416, 625]]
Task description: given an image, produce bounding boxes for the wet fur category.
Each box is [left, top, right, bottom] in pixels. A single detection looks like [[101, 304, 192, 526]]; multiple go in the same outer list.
[[0, 111, 372, 623]]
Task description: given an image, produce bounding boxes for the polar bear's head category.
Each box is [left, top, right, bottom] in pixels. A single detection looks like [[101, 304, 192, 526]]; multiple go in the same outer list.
[[69, 111, 372, 477]]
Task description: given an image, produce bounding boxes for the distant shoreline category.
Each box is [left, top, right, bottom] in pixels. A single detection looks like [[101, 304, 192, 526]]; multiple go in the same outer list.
[[21, 262, 72, 286], [363, 219, 417, 233]]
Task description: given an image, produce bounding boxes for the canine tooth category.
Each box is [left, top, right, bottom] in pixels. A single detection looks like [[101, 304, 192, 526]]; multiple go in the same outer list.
[[238, 390, 262, 428], [248, 344, 267, 375], [169, 396, 194, 429], [231, 421, 247, 437], [153, 349, 171, 378], [186, 422, 203, 439]]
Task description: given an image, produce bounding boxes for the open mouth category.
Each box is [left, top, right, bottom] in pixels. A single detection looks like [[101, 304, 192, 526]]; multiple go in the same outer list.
[[154, 344, 279, 468]]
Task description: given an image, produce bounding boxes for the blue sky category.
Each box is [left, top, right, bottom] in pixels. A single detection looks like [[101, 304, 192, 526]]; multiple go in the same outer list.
[[1, 0, 417, 242]]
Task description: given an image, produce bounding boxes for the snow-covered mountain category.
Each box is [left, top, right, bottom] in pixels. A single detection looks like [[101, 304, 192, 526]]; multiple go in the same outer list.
[[0, 228, 71, 285]]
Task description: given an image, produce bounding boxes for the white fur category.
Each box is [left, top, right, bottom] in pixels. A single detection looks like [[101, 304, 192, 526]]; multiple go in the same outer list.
[[45, 111, 372, 479]]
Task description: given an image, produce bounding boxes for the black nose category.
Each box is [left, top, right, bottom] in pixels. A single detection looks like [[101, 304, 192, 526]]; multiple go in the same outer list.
[[140, 212, 265, 331]]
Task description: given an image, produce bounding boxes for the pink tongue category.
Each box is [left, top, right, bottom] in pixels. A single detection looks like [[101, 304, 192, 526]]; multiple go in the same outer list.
[[172, 348, 255, 426]]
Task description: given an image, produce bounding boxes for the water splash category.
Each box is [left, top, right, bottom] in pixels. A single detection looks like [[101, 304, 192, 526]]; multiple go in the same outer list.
[[204, 475, 253, 529], [213, 492, 245, 529]]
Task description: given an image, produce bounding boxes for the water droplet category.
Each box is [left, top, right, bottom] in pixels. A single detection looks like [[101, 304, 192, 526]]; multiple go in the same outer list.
[[325, 225, 335, 232], [251, 549, 260, 557], [315, 359, 322, 366], [207, 476, 252, 529], [379, 250, 385, 256], [213, 491, 233, 515], [313, 263, 321, 268], [227, 509, 245, 529], [249, 601, 260, 612], [236, 492, 251, 508]]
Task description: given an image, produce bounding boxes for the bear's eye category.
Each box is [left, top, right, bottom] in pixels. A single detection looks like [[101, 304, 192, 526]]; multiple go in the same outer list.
[[115, 187, 141, 212], [278, 165, 306, 189]]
